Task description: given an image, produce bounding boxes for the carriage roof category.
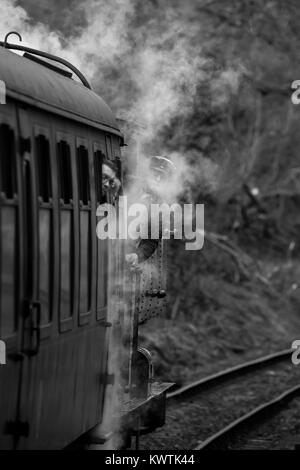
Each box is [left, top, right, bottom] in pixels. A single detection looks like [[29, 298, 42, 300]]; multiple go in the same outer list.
[[0, 46, 122, 139]]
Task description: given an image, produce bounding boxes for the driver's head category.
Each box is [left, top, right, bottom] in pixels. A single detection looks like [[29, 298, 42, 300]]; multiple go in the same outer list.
[[146, 156, 176, 194], [102, 160, 121, 201]]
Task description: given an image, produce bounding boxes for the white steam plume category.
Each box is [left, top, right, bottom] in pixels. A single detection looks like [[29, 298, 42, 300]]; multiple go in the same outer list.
[[0, 0, 242, 199]]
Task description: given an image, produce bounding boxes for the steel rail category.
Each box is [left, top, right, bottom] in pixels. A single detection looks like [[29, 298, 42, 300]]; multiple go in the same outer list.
[[194, 383, 300, 450], [168, 348, 293, 400]]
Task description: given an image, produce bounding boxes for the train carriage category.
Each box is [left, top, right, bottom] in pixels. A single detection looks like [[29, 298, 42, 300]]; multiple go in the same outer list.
[[0, 40, 171, 450]]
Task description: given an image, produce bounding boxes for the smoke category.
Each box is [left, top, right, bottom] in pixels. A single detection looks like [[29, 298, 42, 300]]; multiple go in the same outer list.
[[0, 0, 82, 70], [211, 65, 247, 107], [1, 0, 244, 200], [120, 14, 207, 145]]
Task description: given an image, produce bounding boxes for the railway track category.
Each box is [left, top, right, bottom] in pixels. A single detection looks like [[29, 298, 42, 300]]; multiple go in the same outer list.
[[167, 348, 293, 399], [194, 384, 300, 450], [164, 348, 298, 450]]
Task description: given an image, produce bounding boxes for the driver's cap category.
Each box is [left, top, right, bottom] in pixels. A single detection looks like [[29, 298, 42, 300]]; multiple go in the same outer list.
[[149, 156, 176, 177]]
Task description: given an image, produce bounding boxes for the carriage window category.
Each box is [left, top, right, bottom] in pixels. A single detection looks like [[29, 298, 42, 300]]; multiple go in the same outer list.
[[77, 143, 91, 317], [60, 211, 73, 321], [105, 135, 113, 160], [0, 124, 17, 336], [38, 210, 53, 325], [79, 211, 91, 315], [1, 207, 17, 337], [57, 139, 74, 326], [94, 145, 107, 317], [0, 124, 16, 199], [35, 135, 52, 202], [57, 140, 72, 204], [97, 238, 108, 313], [77, 145, 90, 205], [94, 150, 103, 204], [35, 133, 53, 327]]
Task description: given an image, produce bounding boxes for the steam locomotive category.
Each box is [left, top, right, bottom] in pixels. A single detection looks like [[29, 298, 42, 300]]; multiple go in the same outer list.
[[0, 34, 171, 450]]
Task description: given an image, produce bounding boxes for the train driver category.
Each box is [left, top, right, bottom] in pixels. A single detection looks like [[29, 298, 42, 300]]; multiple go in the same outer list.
[[101, 160, 121, 204], [125, 156, 176, 270]]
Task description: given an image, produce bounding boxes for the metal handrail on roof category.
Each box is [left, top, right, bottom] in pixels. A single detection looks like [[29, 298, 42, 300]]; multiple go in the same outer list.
[[0, 38, 91, 89], [0, 33, 123, 141]]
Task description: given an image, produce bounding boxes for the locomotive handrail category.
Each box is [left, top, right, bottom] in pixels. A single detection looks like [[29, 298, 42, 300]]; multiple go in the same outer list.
[[0, 41, 92, 89]]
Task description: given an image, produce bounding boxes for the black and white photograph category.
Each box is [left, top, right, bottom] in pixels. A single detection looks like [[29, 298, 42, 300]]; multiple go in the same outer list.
[[0, 0, 300, 457]]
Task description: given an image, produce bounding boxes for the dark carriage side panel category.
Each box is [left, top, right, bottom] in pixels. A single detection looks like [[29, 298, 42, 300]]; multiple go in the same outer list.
[[0, 100, 24, 450], [16, 108, 110, 449]]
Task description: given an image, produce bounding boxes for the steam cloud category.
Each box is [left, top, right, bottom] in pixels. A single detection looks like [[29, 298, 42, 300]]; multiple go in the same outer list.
[[0, 0, 243, 198]]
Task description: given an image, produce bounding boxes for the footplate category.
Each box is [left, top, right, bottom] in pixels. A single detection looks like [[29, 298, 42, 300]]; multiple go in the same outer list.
[[120, 381, 174, 431]]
